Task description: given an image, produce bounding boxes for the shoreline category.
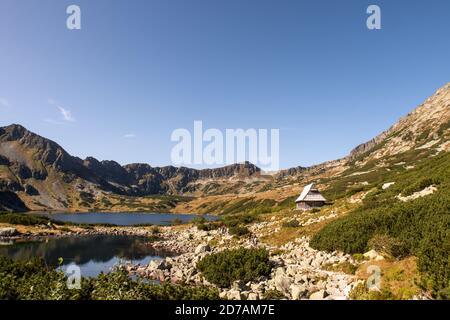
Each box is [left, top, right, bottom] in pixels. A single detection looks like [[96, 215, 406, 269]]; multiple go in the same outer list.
[[0, 224, 162, 243], [19, 209, 217, 215]]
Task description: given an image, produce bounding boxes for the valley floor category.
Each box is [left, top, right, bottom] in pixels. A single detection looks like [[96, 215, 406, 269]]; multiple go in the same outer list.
[[0, 204, 426, 300]]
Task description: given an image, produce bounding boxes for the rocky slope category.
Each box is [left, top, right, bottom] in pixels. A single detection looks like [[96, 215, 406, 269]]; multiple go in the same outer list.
[[128, 227, 357, 300], [349, 82, 450, 162]]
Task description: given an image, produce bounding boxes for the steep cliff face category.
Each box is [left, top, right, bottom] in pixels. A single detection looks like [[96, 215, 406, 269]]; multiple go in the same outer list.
[[119, 162, 261, 195]]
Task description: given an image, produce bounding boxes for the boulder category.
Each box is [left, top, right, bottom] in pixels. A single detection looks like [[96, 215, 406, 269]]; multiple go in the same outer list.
[[290, 284, 306, 300], [0, 227, 18, 237], [219, 291, 228, 299], [309, 290, 328, 300], [240, 291, 249, 300], [363, 249, 384, 260], [232, 280, 249, 291], [195, 243, 211, 254], [382, 182, 395, 190], [227, 289, 243, 300], [247, 292, 259, 300], [148, 259, 171, 270], [294, 273, 308, 284], [327, 295, 347, 300], [274, 272, 293, 295], [173, 268, 184, 281]]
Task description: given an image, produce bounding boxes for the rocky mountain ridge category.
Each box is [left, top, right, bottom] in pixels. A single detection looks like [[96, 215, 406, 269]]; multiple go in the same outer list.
[[0, 124, 262, 210], [349, 82, 450, 162]]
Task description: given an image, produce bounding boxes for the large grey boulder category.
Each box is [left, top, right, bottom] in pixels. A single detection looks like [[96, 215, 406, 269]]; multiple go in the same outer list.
[[195, 243, 211, 254], [247, 292, 259, 300], [0, 227, 18, 237], [363, 249, 384, 261], [291, 284, 307, 300], [274, 268, 293, 295], [309, 289, 328, 300], [227, 289, 243, 300], [148, 259, 171, 270]]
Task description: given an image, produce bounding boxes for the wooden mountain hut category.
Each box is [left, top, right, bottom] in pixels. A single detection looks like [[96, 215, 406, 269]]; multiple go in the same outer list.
[[295, 183, 326, 211]]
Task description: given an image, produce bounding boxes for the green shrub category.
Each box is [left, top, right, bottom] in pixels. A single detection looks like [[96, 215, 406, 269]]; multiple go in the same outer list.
[[346, 186, 366, 197], [191, 215, 223, 231], [191, 216, 208, 224], [282, 220, 300, 228], [197, 248, 271, 288], [90, 271, 219, 300], [349, 283, 395, 300], [262, 289, 285, 300], [0, 257, 219, 300], [223, 213, 258, 228], [310, 152, 450, 298], [196, 221, 223, 231], [228, 226, 250, 237], [323, 261, 358, 275], [368, 234, 409, 259], [150, 226, 160, 235], [0, 213, 51, 226], [401, 177, 437, 197]]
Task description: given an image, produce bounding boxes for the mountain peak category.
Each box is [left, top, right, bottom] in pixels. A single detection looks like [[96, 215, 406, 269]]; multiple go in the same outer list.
[[0, 124, 29, 140]]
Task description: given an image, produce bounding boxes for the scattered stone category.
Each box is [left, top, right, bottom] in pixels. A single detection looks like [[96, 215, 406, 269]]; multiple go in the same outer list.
[[363, 249, 385, 261], [363, 249, 380, 260], [232, 280, 249, 291], [227, 289, 243, 300], [0, 228, 18, 237], [194, 243, 211, 254], [291, 284, 306, 300], [382, 182, 395, 190], [309, 290, 327, 300], [247, 292, 259, 300]]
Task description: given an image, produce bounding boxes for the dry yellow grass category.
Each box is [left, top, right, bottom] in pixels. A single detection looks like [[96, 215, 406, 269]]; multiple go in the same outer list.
[[355, 257, 421, 300]]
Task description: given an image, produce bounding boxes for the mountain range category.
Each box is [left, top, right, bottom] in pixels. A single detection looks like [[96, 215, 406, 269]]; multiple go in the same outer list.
[[0, 82, 449, 212]]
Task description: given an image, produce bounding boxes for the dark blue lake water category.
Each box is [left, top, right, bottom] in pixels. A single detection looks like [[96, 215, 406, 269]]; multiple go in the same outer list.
[[0, 234, 173, 277], [29, 212, 217, 226]]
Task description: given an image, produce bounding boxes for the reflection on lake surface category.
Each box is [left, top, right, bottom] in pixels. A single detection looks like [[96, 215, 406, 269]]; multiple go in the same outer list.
[[0, 235, 173, 277], [29, 212, 217, 226]]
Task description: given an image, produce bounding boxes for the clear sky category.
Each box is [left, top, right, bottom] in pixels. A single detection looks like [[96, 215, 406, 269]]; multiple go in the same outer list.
[[0, 0, 449, 169]]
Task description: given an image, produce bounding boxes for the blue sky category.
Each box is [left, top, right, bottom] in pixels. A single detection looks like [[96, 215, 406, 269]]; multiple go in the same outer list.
[[0, 0, 449, 169]]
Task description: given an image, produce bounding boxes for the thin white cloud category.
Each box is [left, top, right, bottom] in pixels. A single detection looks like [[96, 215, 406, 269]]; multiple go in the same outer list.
[[124, 133, 136, 139], [57, 105, 76, 122], [0, 98, 11, 108], [47, 98, 76, 122]]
